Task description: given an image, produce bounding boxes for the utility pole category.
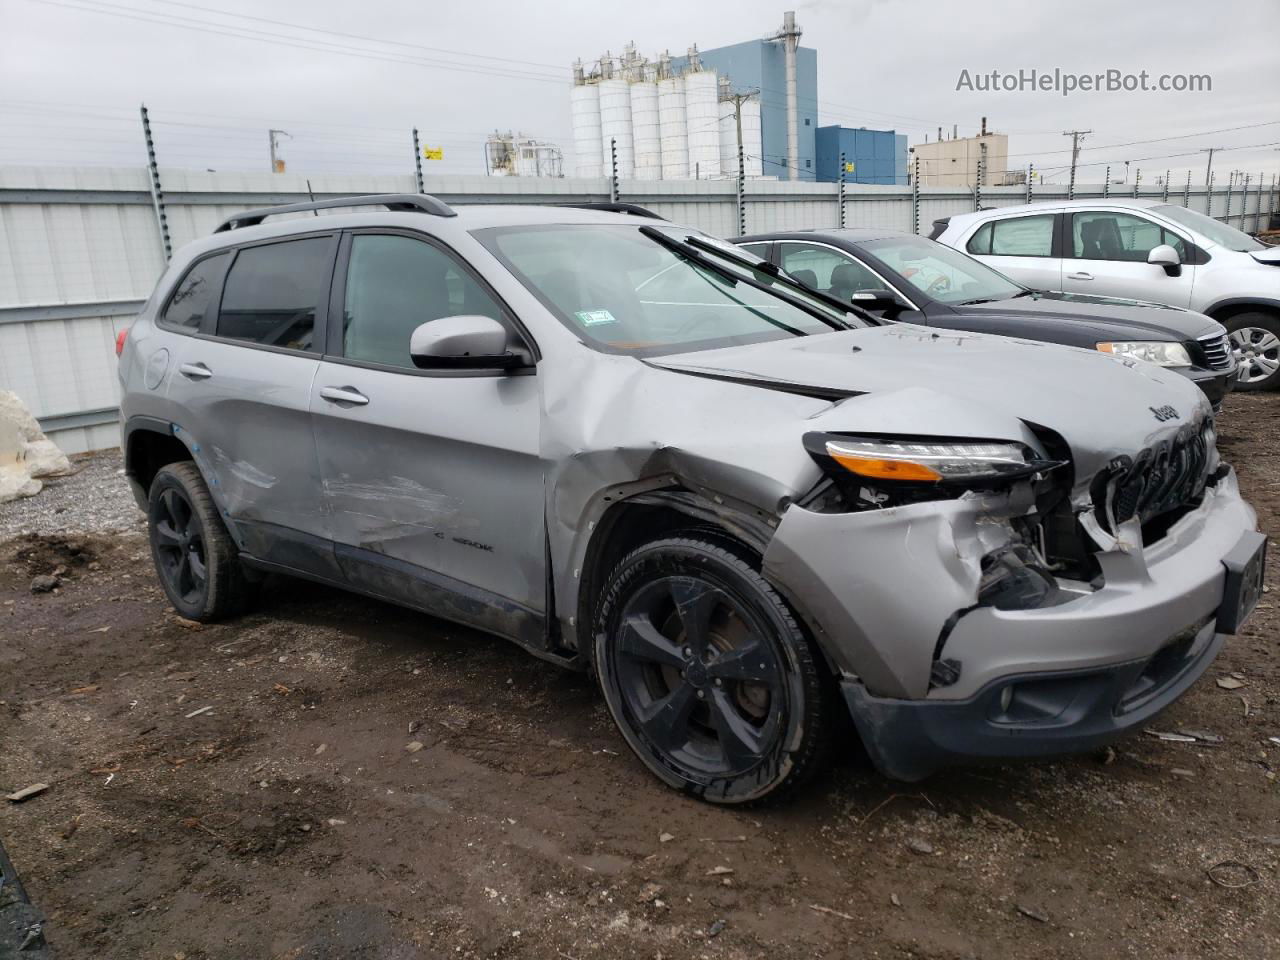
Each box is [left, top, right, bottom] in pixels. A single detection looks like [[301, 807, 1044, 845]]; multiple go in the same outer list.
[[269, 129, 291, 173], [1062, 129, 1091, 200], [1200, 147, 1221, 187], [722, 88, 759, 179]]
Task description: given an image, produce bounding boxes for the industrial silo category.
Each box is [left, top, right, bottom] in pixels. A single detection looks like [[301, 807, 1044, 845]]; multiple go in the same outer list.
[[741, 97, 763, 177], [657, 60, 689, 179], [630, 65, 663, 180], [683, 65, 721, 179], [570, 60, 603, 178], [598, 64, 635, 179]]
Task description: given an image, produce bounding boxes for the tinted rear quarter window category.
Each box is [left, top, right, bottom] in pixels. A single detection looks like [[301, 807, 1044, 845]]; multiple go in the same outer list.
[[216, 237, 334, 351], [160, 252, 229, 332]]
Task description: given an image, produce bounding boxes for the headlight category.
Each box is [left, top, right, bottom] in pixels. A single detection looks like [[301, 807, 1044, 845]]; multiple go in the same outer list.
[[806, 435, 1065, 485], [1096, 341, 1191, 367]]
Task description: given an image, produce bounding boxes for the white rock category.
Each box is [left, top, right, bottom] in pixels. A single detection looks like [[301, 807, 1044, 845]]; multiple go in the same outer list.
[[0, 390, 73, 503]]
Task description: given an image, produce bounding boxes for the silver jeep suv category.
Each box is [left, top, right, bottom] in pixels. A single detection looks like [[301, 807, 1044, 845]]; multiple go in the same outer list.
[[118, 194, 1264, 802]]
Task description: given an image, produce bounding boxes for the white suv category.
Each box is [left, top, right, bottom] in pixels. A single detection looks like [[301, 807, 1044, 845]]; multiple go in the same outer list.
[[932, 199, 1280, 389]]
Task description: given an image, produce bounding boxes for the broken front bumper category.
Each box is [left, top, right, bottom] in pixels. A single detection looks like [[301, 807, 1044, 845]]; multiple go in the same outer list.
[[763, 468, 1262, 779]]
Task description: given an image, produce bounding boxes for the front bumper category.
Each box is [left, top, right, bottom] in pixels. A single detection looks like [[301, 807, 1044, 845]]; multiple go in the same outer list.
[[842, 619, 1223, 781], [1181, 364, 1236, 411]]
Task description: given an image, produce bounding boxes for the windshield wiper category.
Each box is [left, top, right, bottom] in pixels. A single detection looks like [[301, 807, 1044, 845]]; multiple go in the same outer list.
[[1011, 289, 1040, 299], [638, 226, 857, 333], [678, 233, 885, 326], [958, 297, 1001, 305]]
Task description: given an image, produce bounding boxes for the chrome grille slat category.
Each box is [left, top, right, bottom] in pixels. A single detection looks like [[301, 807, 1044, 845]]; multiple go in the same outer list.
[[1198, 333, 1233, 371]]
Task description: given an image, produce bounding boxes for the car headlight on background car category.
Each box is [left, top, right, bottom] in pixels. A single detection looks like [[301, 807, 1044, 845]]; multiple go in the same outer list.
[[1096, 341, 1191, 368]]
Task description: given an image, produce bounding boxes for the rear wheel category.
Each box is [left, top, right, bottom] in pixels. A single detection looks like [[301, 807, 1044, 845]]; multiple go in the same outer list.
[[593, 535, 831, 804], [1227, 312, 1280, 391], [148, 462, 252, 621]]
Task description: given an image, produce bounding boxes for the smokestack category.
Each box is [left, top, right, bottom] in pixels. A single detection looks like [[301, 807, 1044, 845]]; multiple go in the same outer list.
[[771, 11, 802, 181], [937, 126, 942, 142], [952, 123, 958, 139], [981, 116, 987, 136]]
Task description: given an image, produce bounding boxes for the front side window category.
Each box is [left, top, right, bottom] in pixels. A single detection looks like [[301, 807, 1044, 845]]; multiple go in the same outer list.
[[860, 234, 1024, 304], [160, 252, 229, 331], [1071, 212, 1186, 262], [967, 214, 1054, 257], [476, 224, 849, 356], [216, 237, 333, 351], [1152, 203, 1263, 252], [342, 234, 504, 369], [779, 243, 883, 298]]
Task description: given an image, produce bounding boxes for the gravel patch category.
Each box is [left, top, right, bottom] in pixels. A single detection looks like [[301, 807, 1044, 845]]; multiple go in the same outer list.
[[0, 449, 142, 539]]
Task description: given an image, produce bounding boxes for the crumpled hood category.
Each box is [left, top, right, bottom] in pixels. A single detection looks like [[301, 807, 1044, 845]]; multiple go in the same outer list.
[[650, 325, 1211, 488]]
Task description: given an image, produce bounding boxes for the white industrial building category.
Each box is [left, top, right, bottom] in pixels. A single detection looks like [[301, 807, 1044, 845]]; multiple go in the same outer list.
[[484, 132, 563, 178], [570, 44, 763, 180]]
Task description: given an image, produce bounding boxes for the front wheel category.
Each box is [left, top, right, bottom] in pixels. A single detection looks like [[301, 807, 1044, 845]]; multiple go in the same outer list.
[[1227, 312, 1280, 391], [593, 536, 831, 804]]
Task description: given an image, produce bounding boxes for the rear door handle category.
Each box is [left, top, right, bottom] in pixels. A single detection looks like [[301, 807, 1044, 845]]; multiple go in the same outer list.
[[1067, 272, 1094, 281], [319, 386, 370, 406], [178, 362, 212, 380]]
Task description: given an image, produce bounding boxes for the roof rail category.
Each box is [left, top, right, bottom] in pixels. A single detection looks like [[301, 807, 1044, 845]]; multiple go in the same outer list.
[[213, 193, 456, 233], [560, 202, 666, 220]]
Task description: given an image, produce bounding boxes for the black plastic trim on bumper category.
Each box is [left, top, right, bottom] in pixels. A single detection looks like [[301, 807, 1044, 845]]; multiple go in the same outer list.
[[842, 625, 1225, 782]]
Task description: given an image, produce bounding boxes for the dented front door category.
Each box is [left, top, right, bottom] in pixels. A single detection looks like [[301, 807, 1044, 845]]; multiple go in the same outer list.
[[309, 230, 545, 623]]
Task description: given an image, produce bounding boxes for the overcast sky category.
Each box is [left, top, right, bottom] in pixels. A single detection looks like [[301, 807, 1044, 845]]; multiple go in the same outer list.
[[2, 0, 1278, 187]]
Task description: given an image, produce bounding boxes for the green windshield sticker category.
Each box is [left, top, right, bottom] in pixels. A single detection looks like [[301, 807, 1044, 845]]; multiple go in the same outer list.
[[575, 309, 619, 327]]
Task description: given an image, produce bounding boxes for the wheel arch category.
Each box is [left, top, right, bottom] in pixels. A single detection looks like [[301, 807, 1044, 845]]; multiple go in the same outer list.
[[1203, 296, 1280, 323], [123, 416, 194, 508]]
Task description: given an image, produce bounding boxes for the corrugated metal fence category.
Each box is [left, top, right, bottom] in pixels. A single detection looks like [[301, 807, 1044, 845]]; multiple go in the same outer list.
[[1, 164, 1276, 453]]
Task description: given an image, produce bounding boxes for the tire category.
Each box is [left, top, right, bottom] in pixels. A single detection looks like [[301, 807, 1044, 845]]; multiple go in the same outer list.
[[147, 462, 252, 621], [1226, 312, 1280, 391], [593, 535, 831, 804]]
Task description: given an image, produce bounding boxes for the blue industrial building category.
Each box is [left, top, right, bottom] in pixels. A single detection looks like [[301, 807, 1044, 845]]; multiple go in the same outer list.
[[815, 126, 908, 185], [674, 39, 819, 181]]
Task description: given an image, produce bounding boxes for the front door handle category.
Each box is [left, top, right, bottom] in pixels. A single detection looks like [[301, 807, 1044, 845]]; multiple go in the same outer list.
[[319, 386, 370, 406], [178, 362, 212, 380], [1067, 271, 1094, 281]]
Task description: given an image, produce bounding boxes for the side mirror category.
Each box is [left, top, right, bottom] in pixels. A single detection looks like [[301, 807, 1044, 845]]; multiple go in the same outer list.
[[850, 289, 903, 312], [1147, 244, 1182, 277], [410, 315, 526, 370]]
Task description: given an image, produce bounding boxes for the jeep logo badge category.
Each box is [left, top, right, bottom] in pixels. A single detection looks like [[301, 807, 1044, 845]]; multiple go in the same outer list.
[[1150, 404, 1179, 422]]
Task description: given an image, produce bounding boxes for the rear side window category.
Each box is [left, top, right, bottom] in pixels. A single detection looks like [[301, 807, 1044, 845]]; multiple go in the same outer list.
[[160, 252, 229, 332], [968, 215, 1054, 257], [216, 237, 333, 351], [342, 234, 505, 370]]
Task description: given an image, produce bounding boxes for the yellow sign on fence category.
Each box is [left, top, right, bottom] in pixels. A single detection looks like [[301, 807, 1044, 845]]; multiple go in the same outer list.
[[844, 161, 855, 173], [422, 146, 444, 161]]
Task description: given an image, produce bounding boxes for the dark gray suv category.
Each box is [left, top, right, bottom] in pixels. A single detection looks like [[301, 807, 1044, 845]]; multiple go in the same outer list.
[[118, 195, 1264, 802]]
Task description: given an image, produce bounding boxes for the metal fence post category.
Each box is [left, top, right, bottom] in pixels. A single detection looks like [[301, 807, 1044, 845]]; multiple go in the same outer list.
[[1132, 168, 1141, 200], [1162, 170, 1170, 203], [1224, 174, 1234, 225], [1241, 174, 1251, 231], [737, 143, 746, 236], [1207, 171, 1215, 217], [1025, 163, 1033, 203], [609, 137, 619, 204], [1103, 166, 1111, 198], [911, 154, 920, 235], [411, 128, 425, 194], [1256, 171, 1265, 233], [975, 142, 985, 211], [139, 104, 172, 262], [838, 151, 846, 228], [1183, 170, 1191, 207]]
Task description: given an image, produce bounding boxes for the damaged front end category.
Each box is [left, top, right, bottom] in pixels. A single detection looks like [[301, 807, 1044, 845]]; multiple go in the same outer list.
[[762, 410, 1259, 781]]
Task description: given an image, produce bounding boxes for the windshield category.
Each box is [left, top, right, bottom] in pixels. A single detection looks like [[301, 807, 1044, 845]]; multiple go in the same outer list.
[[859, 234, 1024, 304], [1151, 204, 1265, 252], [476, 224, 857, 355]]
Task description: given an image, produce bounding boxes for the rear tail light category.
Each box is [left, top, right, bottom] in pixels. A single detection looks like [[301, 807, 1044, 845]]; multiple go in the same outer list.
[[115, 326, 130, 357]]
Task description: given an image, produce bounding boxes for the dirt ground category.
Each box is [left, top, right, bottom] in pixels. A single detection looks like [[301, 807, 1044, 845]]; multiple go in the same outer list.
[[1, 394, 1278, 960]]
